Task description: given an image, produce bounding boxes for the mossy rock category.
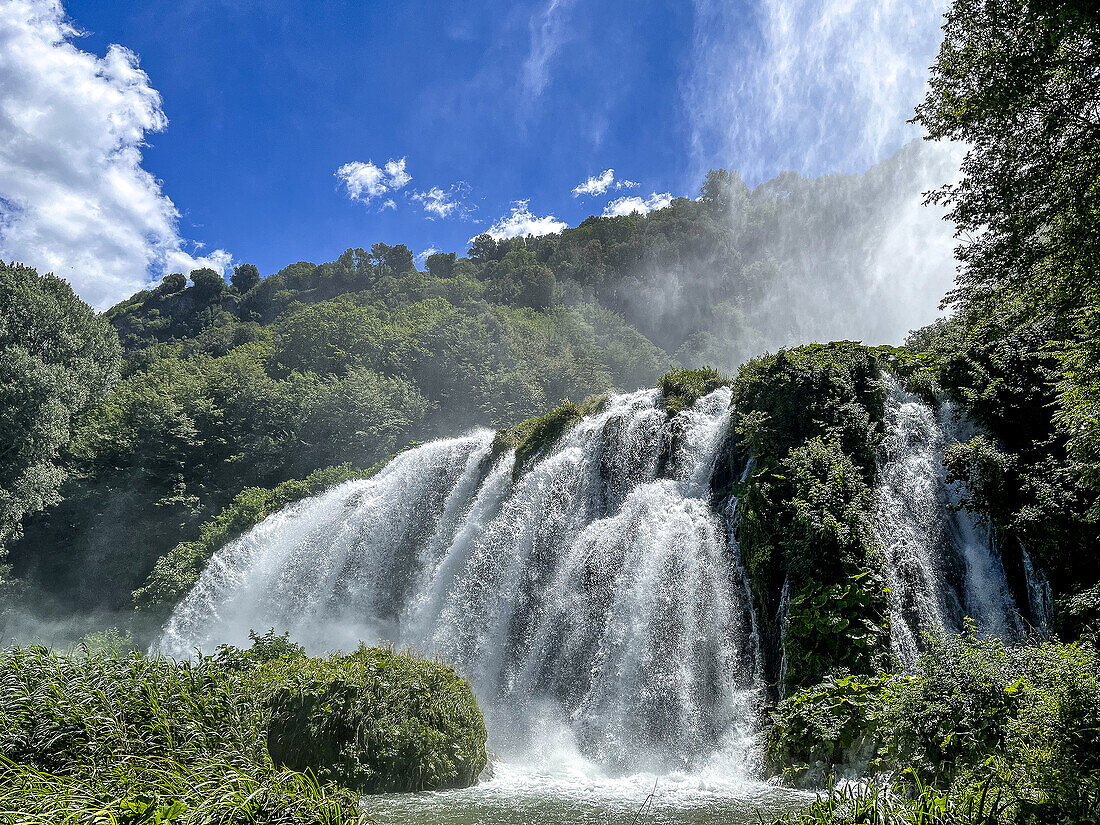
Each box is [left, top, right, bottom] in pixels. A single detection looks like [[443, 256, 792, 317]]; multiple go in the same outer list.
[[658, 367, 728, 417], [249, 647, 487, 793], [492, 401, 583, 478]]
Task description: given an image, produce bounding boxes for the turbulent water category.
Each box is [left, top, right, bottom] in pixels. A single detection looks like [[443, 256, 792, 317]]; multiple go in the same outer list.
[[162, 388, 760, 775], [875, 376, 1022, 664], [161, 381, 1028, 813]]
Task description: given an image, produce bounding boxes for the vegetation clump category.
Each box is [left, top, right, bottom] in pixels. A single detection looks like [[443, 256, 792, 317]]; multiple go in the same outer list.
[[0, 634, 488, 820], [493, 401, 583, 478], [658, 367, 728, 417], [730, 342, 889, 691], [248, 645, 487, 793], [767, 631, 1100, 822]]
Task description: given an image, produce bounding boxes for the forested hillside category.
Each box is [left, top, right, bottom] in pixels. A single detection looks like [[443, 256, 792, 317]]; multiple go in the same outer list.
[[4, 143, 943, 622]]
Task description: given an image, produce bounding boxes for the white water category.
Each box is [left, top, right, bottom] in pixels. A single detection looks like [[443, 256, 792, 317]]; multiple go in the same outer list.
[[161, 388, 762, 778], [162, 380, 1030, 812], [874, 375, 1022, 664]]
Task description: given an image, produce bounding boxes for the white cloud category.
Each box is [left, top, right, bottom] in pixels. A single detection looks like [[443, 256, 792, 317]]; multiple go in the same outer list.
[[411, 182, 471, 219], [522, 0, 577, 97], [335, 157, 411, 203], [473, 200, 567, 241], [0, 0, 231, 309], [615, 179, 640, 190], [415, 246, 441, 267], [602, 192, 673, 217], [572, 169, 614, 197]]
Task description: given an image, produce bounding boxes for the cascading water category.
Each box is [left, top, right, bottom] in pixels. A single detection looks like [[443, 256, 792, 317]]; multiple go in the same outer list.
[[874, 375, 1022, 664], [160, 388, 761, 775]]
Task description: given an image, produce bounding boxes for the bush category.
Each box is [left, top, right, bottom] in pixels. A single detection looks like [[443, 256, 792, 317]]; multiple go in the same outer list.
[[768, 633, 1100, 823], [0, 639, 490, 819], [731, 343, 889, 692], [766, 673, 890, 785], [658, 366, 728, 416], [492, 401, 583, 478], [248, 646, 487, 793]]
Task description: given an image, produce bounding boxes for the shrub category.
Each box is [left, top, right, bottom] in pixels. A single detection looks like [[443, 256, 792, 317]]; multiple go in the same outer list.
[[247, 646, 487, 793], [731, 343, 889, 692], [766, 673, 890, 785], [768, 634, 1100, 823], [658, 366, 728, 417], [492, 401, 583, 478]]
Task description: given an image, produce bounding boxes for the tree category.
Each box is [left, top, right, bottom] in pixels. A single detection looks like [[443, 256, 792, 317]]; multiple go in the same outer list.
[[158, 272, 187, 294], [426, 252, 456, 279], [0, 263, 121, 558], [190, 268, 227, 300], [231, 264, 261, 293], [913, 0, 1100, 463]]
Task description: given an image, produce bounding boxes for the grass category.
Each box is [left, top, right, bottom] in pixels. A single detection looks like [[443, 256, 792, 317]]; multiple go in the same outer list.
[[764, 774, 1005, 825], [0, 639, 488, 822]]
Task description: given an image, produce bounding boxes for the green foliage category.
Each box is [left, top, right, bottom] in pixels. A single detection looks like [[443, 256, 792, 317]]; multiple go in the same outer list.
[[494, 402, 583, 478], [767, 774, 1006, 825], [769, 633, 1100, 823], [766, 672, 890, 784], [731, 343, 888, 691], [0, 262, 120, 557], [658, 366, 728, 417], [245, 646, 487, 793], [0, 640, 488, 819], [214, 629, 307, 671], [905, 0, 1100, 617], [134, 464, 381, 611], [732, 343, 886, 474]]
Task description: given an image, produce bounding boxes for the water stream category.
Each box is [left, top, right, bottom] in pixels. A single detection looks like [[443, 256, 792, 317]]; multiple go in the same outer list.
[[160, 383, 1026, 821]]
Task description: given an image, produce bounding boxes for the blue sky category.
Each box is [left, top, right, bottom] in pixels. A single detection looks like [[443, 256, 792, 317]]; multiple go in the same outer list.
[[0, 0, 950, 307]]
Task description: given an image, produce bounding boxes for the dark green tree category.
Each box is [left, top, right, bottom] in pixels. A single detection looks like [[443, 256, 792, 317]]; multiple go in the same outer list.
[[425, 252, 456, 278], [190, 268, 228, 300], [0, 263, 121, 558], [231, 264, 261, 293], [913, 0, 1100, 464]]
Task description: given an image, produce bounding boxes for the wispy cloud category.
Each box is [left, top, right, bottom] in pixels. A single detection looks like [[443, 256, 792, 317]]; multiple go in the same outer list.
[[522, 0, 577, 97], [0, 0, 231, 309], [415, 246, 441, 267], [603, 192, 673, 217], [411, 182, 472, 219], [572, 168, 615, 197], [335, 158, 411, 203], [615, 179, 640, 190], [473, 200, 567, 241]]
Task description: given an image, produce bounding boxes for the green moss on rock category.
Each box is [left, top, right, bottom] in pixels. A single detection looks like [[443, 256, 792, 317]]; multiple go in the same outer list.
[[247, 647, 488, 793], [658, 367, 729, 417], [492, 401, 583, 478]]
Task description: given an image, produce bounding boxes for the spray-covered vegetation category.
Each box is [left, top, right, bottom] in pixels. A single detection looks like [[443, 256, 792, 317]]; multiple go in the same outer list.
[[730, 342, 890, 692], [767, 631, 1100, 823], [0, 633, 487, 820]]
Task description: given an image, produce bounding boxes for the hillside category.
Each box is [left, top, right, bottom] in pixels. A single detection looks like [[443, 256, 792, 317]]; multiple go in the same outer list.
[[7, 144, 945, 618]]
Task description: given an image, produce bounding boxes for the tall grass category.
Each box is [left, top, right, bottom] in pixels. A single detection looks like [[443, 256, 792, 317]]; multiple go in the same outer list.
[[0, 646, 363, 824]]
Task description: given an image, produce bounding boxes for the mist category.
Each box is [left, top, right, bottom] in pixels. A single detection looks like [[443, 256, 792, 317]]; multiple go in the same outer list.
[[650, 0, 966, 366]]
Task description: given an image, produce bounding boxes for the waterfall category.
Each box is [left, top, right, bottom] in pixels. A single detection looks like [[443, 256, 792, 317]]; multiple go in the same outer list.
[[159, 388, 761, 774], [1020, 547, 1053, 636], [161, 376, 1038, 771], [874, 375, 1023, 665]]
